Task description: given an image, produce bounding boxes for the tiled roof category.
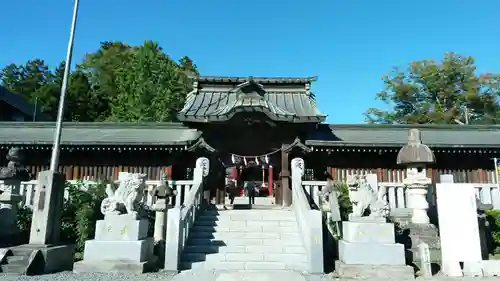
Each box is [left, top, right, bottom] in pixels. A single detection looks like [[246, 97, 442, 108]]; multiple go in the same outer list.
[[178, 76, 326, 123], [196, 76, 318, 84], [0, 122, 201, 146], [0, 86, 51, 121], [306, 124, 500, 148]]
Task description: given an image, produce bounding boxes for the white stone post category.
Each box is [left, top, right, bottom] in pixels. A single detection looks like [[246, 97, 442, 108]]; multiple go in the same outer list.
[[396, 186, 406, 208], [388, 186, 397, 210]]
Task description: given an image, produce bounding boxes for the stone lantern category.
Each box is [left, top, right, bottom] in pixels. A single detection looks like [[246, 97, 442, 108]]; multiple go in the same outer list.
[[150, 172, 176, 242], [150, 172, 176, 268], [0, 147, 31, 244], [397, 129, 435, 224]]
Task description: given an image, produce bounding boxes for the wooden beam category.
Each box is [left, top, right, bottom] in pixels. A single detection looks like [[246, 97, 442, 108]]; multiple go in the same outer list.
[[281, 143, 292, 207]]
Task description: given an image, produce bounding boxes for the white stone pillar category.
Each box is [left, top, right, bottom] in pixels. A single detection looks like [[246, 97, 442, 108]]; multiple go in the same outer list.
[[396, 186, 406, 208], [440, 174, 454, 183], [388, 186, 397, 210]]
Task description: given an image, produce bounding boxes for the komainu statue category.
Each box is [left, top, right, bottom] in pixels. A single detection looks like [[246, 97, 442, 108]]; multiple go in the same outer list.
[[347, 175, 389, 218], [100, 173, 147, 217]]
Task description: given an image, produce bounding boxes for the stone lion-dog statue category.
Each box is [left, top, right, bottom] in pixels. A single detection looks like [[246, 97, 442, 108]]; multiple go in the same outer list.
[[100, 173, 147, 218]]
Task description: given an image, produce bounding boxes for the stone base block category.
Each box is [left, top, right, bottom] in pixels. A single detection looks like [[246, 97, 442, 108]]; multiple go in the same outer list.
[[335, 261, 414, 280], [83, 238, 153, 263], [95, 215, 149, 241], [342, 221, 395, 243], [338, 240, 406, 265], [406, 248, 441, 264], [348, 215, 386, 223], [9, 244, 75, 274], [73, 259, 156, 273]]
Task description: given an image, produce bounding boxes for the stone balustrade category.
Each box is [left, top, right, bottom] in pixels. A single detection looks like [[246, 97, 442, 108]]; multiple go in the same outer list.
[[301, 178, 500, 211], [302, 180, 327, 208], [0, 179, 195, 209], [291, 159, 324, 274], [164, 157, 208, 272]]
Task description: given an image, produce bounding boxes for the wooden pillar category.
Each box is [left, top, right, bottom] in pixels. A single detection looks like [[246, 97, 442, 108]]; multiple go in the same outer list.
[[213, 155, 225, 205], [165, 165, 172, 180], [281, 145, 292, 207], [268, 166, 273, 196]]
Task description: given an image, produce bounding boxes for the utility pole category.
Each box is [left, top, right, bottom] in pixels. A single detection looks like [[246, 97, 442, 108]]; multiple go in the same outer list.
[[49, 0, 80, 172]]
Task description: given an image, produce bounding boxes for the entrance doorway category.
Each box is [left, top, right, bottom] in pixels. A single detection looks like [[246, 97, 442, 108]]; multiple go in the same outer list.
[[229, 163, 274, 198]]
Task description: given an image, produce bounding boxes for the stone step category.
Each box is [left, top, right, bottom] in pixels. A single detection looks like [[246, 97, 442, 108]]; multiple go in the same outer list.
[[6, 255, 27, 263], [191, 224, 298, 233], [181, 260, 308, 271], [9, 247, 33, 256], [187, 237, 304, 247], [334, 261, 414, 280], [196, 215, 296, 223], [188, 231, 301, 240], [182, 252, 308, 264], [0, 263, 26, 274], [183, 245, 306, 254], [194, 219, 297, 227]]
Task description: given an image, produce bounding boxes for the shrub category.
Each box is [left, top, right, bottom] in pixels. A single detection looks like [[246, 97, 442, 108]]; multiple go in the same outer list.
[[486, 210, 500, 254], [17, 181, 107, 259], [332, 181, 352, 221]]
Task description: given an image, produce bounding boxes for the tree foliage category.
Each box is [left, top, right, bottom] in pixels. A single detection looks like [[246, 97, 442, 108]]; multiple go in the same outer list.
[[0, 41, 198, 122], [365, 53, 500, 124]]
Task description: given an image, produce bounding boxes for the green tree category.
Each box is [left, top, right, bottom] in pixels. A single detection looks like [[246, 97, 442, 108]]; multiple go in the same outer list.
[[78, 41, 135, 121], [109, 40, 194, 122], [364, 53, 500, 124], [0, 60, 59, 117], [2, 40, 199, 122]]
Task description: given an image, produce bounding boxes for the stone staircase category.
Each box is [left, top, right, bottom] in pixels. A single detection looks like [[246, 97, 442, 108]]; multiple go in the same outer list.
[[180, 201, 308, 271], [0, 245, 41, 275]]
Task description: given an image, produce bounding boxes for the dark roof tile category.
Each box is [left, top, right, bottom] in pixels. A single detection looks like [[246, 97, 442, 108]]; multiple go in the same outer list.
[[0, 122, 200, 146], [306, 124, 500, 148]]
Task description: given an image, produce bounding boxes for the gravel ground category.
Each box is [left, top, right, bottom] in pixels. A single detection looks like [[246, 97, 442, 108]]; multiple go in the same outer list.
[[0, 270, 332, 281], [1, 270, 499, 281]]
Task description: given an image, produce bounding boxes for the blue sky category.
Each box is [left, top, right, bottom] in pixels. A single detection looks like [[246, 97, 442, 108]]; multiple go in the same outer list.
[[1, 0, 499, 123]]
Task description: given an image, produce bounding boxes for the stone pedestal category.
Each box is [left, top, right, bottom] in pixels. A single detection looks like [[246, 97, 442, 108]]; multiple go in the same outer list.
[[336, 218, 414, 279], [74, 213, 155, 273], [406, 184, 431, 224]]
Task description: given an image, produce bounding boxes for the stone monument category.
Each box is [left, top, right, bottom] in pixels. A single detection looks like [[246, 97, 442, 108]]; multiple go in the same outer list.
[[0, 147, 30, 246], [73, 173, 155, 273], [335, 175, 414, 280], [395, 129, 440, 274]]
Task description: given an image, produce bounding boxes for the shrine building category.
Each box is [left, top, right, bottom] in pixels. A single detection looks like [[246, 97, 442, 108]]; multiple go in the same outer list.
[[1, 76, 499, 204]]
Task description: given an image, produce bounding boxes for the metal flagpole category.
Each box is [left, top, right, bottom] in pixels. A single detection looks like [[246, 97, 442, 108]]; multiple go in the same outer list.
[[49, 0, 80, 172], [493, 158, 499, 186]]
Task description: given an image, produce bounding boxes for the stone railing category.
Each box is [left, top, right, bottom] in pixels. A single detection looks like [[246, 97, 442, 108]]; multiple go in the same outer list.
[[379, 182, 500, 210], [0, 179, 195, 209], [300, 177, 500, 212], [164, 157, 208, 271], [302, 180, 328, 209], [291, 158, 324, 274]]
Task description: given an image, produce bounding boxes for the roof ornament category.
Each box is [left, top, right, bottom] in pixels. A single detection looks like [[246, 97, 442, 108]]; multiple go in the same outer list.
[[396, 129, 435, 165]]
